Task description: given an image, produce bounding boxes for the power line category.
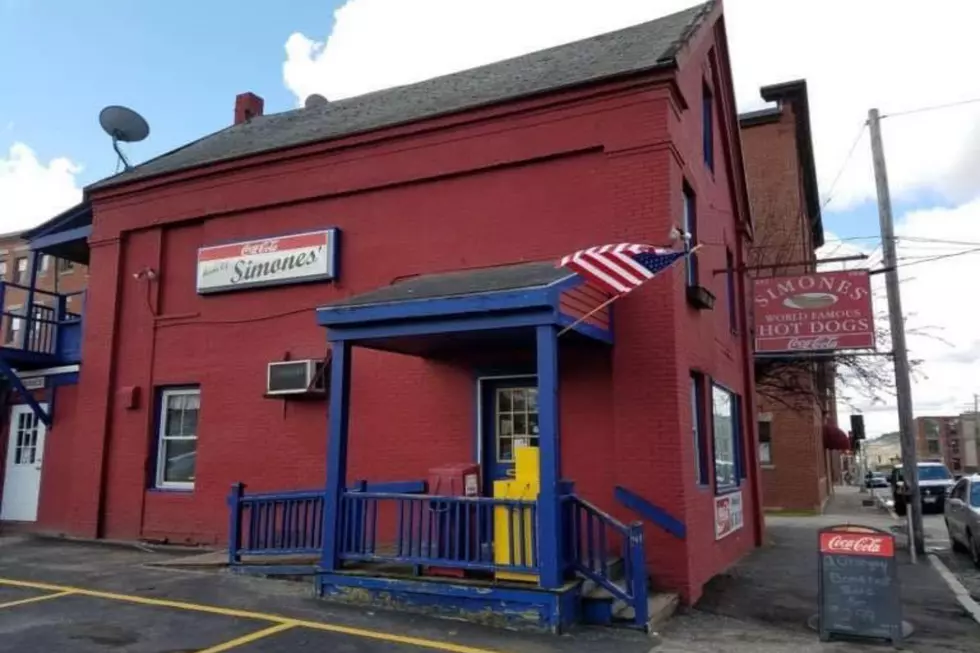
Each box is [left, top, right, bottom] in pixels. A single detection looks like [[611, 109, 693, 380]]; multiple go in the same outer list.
[[882, 96, 980, 119], [820, 122, 868, 211], [886, 246, 980, 271]]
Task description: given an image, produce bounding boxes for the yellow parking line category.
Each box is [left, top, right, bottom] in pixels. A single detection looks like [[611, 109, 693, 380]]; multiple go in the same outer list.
[[196, 622, 297, 653], [0, 577, 507, 653], [0, 590, 74, 609]]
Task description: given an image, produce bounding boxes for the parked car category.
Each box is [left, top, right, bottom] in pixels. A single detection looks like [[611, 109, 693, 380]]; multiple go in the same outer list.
[[865, 471, 888, 489], [945, 474, 980, 567], [890, 461, 955, 516]]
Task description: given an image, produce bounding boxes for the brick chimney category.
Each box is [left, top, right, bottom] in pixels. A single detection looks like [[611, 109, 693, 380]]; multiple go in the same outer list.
[[234, 92, 264, 125]]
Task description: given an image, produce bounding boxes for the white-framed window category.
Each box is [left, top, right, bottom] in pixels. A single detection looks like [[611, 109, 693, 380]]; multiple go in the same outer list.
[[495, 387, 539, 463], [712, 384, 740, 492], [155, 388, 200, 489], [0, 259, 7, 279], [4, 305, 23, 346], [758, 412, 773, 465], [41, 255, 51, 272], [15, 257, 28, 284]]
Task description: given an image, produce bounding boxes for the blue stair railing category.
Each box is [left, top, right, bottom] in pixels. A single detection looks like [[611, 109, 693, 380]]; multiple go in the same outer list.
[[565, 495, 648, 629], [227, 484, 325, 564]]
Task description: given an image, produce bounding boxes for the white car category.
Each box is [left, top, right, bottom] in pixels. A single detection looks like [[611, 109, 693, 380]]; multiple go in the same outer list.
[[891, 461, 955, 515], [945, 474, 980, 566]]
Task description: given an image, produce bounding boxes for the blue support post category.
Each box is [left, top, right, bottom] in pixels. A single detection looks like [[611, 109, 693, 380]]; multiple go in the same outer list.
[[629, 524, 649, 627], [535, 324, 562, 589], [227, 482, 244, 565], [321, 339, 352, 572], [22, 253, 41, 351]]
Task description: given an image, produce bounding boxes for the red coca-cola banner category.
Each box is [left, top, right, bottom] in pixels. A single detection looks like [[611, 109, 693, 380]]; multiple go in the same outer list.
[[753, 270, 875, 353], [819, 531, 894, 558]]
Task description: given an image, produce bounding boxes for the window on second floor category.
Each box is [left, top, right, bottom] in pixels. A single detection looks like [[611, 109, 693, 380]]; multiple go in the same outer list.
[[41, 255, 51, 272], [58, 258, 75, 274], [15, 257, 28, 284], [0, 260, 6, 280], [702, 81, 714, 172], [683, 184, 698, 287]]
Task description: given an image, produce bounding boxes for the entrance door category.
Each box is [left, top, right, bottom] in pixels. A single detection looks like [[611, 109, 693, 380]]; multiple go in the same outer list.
[[481, 377, 539, 489], [0, 405, 47, 522]]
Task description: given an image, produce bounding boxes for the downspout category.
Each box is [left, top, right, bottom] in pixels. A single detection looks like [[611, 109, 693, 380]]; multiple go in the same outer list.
[[736, 227, 764, 547]]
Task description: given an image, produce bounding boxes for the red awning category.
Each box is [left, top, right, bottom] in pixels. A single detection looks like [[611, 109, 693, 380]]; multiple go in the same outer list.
[[823, 423, 851, 451]]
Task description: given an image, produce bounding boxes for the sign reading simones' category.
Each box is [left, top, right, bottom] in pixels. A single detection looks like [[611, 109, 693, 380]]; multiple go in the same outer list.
[[753, 270, 874, 353], [196, 229, 338, 294]]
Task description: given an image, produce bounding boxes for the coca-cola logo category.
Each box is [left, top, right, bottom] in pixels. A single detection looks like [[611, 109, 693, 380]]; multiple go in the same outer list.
[[827, 535, 882, 553], [241, 239, 281, 256], [787, 336, 840, 350], [820, 531, 893, 557]]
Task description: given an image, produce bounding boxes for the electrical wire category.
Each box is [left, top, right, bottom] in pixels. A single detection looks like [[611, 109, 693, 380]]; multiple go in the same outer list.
[[881, 97, 980, 119], [820, 122, 868, 211], [884, 246, 980, 271]]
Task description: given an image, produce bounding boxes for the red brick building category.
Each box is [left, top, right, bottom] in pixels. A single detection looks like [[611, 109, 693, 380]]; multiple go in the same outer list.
[[915, 416, 962, 472], [739, 80, 840, 512], [1, 1, 761, 628]]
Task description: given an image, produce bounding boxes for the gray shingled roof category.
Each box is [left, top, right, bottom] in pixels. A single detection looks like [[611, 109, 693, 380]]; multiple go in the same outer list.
[[319, 260, 571, 310], [91, 1, 712, 191]]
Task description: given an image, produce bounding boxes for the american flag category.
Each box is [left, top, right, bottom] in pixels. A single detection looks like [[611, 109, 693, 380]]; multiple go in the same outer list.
[[558, 243, 688, 296]]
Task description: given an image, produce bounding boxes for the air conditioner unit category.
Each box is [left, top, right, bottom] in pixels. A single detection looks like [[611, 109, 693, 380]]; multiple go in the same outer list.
[[266, 359, 326, 396]]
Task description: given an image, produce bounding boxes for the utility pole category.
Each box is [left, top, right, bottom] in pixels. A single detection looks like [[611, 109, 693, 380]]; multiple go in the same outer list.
[[868, 108, 925, 556]]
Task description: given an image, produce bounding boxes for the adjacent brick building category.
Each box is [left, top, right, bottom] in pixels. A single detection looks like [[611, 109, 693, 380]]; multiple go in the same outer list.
[[739, 80, 840, 512], [0, 231, 87, 346], [1, 1, 763, 620], [915, 416, 964, 473]]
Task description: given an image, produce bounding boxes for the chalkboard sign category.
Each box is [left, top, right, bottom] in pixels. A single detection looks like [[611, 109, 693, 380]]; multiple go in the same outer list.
[[818, 525, 903, 645]]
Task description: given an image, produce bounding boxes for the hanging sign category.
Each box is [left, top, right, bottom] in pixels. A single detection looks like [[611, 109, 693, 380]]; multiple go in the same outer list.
[[753, 270, 875, 353], [714, 491, 744, 540], [196, 229, 339, 294], [817, 524, 902, 645]]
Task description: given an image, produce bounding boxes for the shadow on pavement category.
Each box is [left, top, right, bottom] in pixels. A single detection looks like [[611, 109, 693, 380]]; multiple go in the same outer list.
[[691, 488, 980, 652]]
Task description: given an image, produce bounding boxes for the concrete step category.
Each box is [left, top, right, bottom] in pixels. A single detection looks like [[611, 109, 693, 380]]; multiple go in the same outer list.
[[578, 557, 625, 596], [613, 591, 680, 632]]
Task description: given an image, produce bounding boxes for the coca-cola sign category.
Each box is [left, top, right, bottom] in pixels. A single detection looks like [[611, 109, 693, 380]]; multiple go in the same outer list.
[[753, 270, 875, 353], [197, 229, 338, 294], [819, 532, 894, 558]]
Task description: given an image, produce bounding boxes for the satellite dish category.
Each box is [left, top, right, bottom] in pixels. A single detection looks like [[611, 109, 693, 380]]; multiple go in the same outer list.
[[99, 105, 150, 171], [304, 93, 329, 108]]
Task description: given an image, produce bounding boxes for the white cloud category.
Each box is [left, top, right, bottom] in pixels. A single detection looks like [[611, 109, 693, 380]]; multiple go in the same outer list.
[[0, 142, 83, 233], [284, 0, 980, 210]]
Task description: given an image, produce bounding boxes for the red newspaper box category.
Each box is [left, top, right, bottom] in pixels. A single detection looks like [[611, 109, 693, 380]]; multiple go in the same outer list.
[[426, 463, 480, 578]]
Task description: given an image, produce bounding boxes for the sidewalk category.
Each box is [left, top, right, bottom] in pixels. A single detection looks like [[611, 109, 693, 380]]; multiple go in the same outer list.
[[656, 486, 980, 652]]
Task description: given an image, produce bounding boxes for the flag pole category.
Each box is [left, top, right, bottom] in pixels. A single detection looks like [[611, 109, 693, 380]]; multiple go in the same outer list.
[[557, 244, 701, 338]]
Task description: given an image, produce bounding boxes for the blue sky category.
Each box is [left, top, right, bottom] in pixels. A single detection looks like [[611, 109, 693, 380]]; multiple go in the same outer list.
[[1, 0, 342, 187]]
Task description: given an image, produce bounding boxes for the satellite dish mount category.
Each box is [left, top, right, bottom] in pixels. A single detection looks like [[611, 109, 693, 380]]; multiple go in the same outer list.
[[99, 105, 150, 171]]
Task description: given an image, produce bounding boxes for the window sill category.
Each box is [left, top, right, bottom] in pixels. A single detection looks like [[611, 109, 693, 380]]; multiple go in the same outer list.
[[715, 485, 741, 496], [761, 464, 776, 470], [149, 486, 194, 494]]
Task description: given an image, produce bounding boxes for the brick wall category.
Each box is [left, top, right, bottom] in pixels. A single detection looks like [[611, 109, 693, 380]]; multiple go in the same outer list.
[[740, 91, 829, 512], [41, 6, 754, 604]]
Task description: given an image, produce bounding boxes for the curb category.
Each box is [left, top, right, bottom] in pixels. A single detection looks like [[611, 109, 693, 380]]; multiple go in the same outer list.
[[929, 554, 980, 625]]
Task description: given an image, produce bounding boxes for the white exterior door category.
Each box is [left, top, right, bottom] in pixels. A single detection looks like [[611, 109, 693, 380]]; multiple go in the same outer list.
[[0, 405, 47, 522]]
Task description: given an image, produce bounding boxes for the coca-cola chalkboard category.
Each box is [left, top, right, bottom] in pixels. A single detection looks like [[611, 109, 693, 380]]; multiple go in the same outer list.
[[817, 525, 903, 645]]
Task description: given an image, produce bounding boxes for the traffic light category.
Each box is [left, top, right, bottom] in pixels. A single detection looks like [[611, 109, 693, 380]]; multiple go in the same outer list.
[[850, 414, 866, 441]]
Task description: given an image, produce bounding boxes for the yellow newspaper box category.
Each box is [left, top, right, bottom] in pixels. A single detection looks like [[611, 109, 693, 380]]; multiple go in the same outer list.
[[493, 444, 539, 582]]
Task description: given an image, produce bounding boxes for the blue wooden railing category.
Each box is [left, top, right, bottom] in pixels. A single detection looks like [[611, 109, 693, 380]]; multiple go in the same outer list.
[[339, 491, 539, 574], [565, 495, 648, 628], [227, 484, 324, 564], [0, 282, 85, 358]]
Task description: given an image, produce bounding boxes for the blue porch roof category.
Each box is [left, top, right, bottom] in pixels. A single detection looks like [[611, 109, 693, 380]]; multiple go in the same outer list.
[[316, 261, 613, 353], [22, 201, 92, 264]]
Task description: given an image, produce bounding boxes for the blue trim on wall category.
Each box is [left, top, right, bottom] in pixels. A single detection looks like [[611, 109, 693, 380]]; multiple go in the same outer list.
[[614, 486, 686, 540], [555, 315, 613, 344], [28, 225, 92, 252]]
